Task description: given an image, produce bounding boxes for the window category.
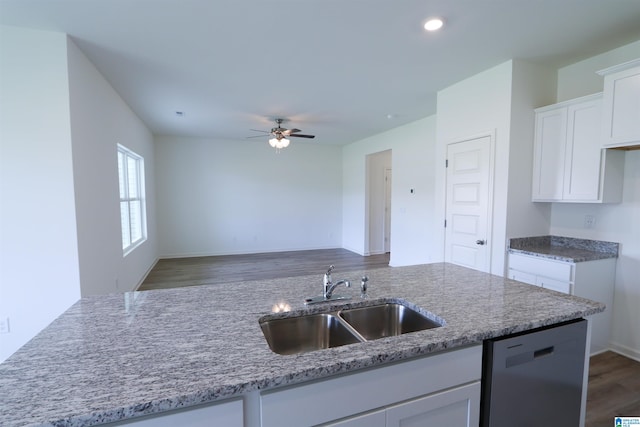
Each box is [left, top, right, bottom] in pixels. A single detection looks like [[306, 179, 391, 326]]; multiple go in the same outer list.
[[118, 144, 146, 255]]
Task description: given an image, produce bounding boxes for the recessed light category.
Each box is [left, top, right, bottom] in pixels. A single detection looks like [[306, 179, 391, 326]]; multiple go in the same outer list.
[[424, 18, 444, 31]]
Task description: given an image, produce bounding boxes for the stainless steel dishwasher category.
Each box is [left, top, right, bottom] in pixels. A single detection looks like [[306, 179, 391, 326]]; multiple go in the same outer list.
[[481, 319, 588, 427]]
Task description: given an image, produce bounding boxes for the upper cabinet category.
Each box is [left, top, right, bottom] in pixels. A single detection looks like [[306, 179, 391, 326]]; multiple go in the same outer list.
[[532, 93, 625, 203], [598, 58, 640, 148]]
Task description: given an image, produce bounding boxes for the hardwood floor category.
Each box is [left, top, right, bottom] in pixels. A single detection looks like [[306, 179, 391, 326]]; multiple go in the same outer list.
[[587, 351, 640, 427], [139, 249, 640, 425], [138, 248, 390, 291]]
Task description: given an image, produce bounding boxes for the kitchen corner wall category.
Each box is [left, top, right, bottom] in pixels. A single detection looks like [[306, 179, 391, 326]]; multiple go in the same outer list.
[[0, 26, 81, 362], [551, 40, 640, 361], [154, 136, 342, 257]]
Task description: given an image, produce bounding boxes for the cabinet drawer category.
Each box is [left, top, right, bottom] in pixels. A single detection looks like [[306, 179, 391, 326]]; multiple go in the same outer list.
[[508, 269, 537, 286], [508, 254, 573, 282], [536, 276, 572, 294]]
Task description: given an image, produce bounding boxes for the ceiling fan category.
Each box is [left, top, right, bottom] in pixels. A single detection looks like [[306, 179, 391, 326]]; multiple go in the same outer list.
[[248, 118, 315, 150]]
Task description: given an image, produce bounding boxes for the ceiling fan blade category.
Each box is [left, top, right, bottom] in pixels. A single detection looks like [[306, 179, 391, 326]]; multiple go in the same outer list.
[[287, 128, 302, 134], [246, 134, 270, 139], [288, 134, 315, 139], [249, 129, 271, 133]]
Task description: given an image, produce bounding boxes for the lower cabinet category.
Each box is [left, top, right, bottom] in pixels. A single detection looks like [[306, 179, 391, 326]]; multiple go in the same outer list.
[[325, 382, 480, 427], [107, 398, 243, 427], [507, 252, 616, 355], [260, 345, 482, 427]]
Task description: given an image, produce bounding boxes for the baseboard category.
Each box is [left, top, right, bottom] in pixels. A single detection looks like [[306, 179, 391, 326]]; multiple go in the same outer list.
[[608, 341, 640, 363], [158, 245, 343, 259], [134, 257, 160, 291]]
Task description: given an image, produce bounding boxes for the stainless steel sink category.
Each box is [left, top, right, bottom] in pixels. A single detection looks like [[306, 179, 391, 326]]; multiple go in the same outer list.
[[338, 303, 441, 340], [260, 313, 362, 355], [260, 301, 443, 355]]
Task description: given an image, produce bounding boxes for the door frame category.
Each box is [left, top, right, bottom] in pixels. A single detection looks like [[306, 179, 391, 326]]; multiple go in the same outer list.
[[444, 130, 496, 274]]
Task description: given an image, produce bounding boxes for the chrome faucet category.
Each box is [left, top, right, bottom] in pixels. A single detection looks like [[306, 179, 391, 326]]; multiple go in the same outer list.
[[323, 265, 351, 298], [304, 265, 352, 304]]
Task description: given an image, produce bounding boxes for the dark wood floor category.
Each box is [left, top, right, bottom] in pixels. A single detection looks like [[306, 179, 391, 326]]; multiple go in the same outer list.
[[586, 351, 640, 427], [139, 249, 640, 424], [138, 248, 390, 291]]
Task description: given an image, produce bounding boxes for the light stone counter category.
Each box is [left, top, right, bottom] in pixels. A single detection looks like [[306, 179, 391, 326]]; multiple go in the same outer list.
[[0, 263, 604, 426], [509, 235, 619, 263]]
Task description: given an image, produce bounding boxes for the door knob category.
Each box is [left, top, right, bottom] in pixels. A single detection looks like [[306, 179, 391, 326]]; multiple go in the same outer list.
[[476, 239, 486, 245]]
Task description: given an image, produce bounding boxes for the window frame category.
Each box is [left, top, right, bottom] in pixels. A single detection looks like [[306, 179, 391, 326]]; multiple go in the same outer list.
[[117, 144, 147, 256]]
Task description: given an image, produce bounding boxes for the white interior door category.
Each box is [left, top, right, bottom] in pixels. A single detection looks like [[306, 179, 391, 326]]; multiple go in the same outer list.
[[384, 168, 392, 253], [445, 136, 493, 272]]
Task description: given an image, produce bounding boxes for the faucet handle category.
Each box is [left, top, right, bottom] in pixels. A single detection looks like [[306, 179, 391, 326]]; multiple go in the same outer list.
[[326, 265, 335, 275]]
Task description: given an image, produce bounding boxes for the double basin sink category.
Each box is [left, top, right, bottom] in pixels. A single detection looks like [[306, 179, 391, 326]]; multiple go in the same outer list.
[[260, 300, 443, 355]]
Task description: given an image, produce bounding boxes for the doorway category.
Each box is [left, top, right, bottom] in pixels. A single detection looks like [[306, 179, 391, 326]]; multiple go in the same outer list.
[[366, 150, 392, 256], [444, 134, 494, 273]]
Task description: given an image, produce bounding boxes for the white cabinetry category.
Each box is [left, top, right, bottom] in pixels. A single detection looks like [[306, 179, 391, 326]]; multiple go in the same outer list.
[[532, 94, 624, 203], [107, 398, 243, 426], [598, 58, 640, 148], [508, 253, 616, 355], [260, 345, 481, 427]]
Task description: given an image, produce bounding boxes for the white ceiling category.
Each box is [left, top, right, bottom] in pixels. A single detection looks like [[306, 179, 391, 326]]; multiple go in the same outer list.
[[2, 0, 640, 145]]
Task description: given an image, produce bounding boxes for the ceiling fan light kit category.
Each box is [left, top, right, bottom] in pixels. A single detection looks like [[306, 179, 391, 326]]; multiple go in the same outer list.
[[269, 137, 290, 149], [250, 118, 315, 151]]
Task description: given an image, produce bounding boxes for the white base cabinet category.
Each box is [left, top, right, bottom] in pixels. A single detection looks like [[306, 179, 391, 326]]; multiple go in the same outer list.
[[508, 253, 616, 355], [260, 345, 481, 427], [107, 398, 243, 427], [324, 382, 480, 427]]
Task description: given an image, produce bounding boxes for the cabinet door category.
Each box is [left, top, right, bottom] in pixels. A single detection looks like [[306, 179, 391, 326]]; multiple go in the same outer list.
[[600, 61, 640, 148], [321, 409, 386, 427], [532, 107, 567, 201], [563, 98, 603, 201], [109, 399, 243, 427], [386, 382, 480, 427]]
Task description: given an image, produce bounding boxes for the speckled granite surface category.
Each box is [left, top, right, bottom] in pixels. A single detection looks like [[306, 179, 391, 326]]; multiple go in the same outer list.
[[509, 235, 619, 262], [0, 263, 604, 426]]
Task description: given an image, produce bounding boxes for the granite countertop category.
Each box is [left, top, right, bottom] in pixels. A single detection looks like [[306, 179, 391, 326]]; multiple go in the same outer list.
[[508, 235, 619, 263], [0, 263, 604, 427]]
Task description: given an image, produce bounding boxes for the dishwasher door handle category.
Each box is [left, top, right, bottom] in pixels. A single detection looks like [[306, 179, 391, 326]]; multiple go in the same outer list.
[[506, 345, 555, 368]]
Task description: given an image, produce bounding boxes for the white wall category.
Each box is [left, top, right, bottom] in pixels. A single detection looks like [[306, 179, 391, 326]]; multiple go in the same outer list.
[[551, 41, 640, 360], [505, 61, 557, 248], [67, 39, 157, 295], [342, 116, 438, 266], [0, 26, 81, 362], [155, 136, 342, 257], [557, 40, 640, 102], [436, 61, 514, 274]]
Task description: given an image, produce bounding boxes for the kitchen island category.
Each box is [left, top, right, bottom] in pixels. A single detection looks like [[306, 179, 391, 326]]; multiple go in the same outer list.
[[0, 263, 604, 426]]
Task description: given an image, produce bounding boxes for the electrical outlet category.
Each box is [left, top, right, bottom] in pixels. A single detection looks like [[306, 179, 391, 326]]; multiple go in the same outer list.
[[0, 317, 10, 334], [584, 215, 596, 229]]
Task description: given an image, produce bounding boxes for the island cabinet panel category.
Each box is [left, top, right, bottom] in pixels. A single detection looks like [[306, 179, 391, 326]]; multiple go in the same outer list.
[[322, 409, 386, 427], [532, 93, 625, 203], [385, 382, 480, 427], [260, 345, 481, 427], [108, 398, 242, 426], [598, 58, 640, 148], [508, 253, 616, 355]]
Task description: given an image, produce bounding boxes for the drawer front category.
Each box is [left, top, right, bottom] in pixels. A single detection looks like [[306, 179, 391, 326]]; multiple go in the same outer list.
[[536, 276, 572, 294], [508, 253, 573, 282], [508, 269, 537, 286]]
